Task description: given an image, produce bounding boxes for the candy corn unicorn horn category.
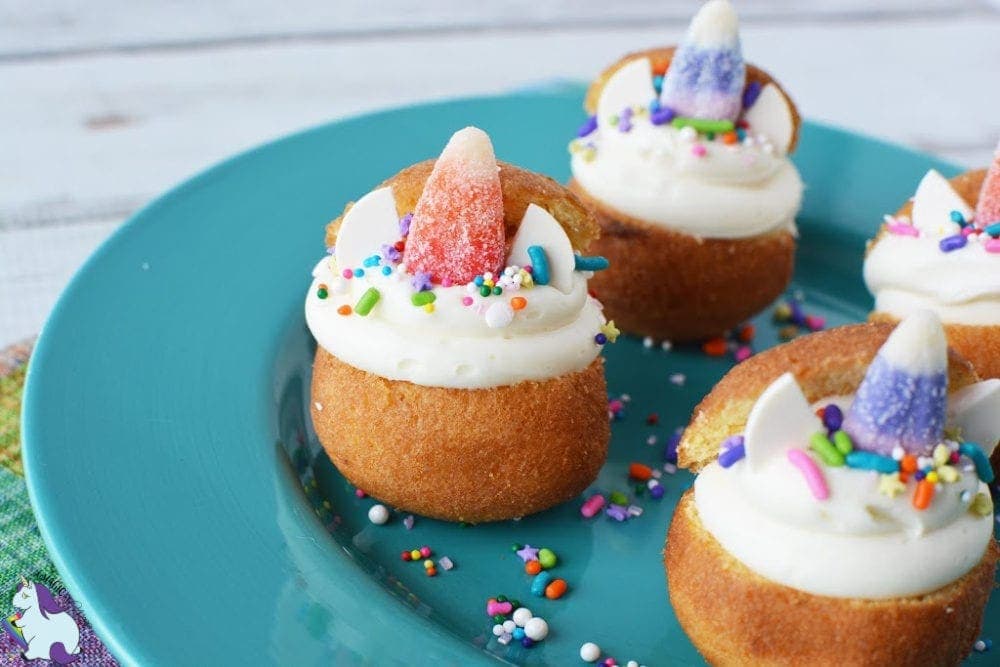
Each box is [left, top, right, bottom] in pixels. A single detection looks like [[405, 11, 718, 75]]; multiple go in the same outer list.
[[402, 127, 505, 285], [974, 139, 1000, 229], [659, 0, 745, 120], [843, 311, 948, 456]]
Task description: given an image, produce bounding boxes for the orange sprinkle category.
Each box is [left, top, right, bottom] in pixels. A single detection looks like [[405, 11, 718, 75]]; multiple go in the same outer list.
[[525, 560, 542, 575], [900, 454, 918, 473], [912, 479, 934, 510], [721, 131, 739, 145], [702, 337, 727, 356], [426, 567, 437, 577], [629, 463, 653, 481], [544, 578, 567, 599], [337, 305, 352, 316], [510, 296, 527, 311], [738, 323, 756, 342]]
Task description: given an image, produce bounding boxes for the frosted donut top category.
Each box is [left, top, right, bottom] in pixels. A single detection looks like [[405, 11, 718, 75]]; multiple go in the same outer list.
[[569, 0, 802, 239], [305, 127, 615, 389], [695, 311, 1000, 598], [865, 148, 1000, 326]]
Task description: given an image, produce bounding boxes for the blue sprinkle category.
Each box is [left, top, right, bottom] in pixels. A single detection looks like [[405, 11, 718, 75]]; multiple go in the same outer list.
[[354, 268, 365, 278], [650, 483, 665, 499], [363, 255, 381, 268], [984, 222, 1000, 237], [960, 443, 994, 483], [665, 432, 681, 464], [949, 210, 966, 225], [574, 255, 609, 271], [914, 470, 926, 481], [845, 451, 898, 474], [939, 234, 967, 252], [381, 266, 392, 276], [577, 115, 598, 138], [650, 97, 661, 112], [736, 128, 746, 141], [512, 628, 525, 640], [521, 637, 534, 648], [474, 276, 484, 286], [650, 107, 675, 126], [742, 81, 762, 109], [653, 75, 664, 93], [822, 404, 843, 432], [527, 245, 550, 285], [594, 333, 607, 345], [530, 571, 553, 597], [719, 443, 745, 469]]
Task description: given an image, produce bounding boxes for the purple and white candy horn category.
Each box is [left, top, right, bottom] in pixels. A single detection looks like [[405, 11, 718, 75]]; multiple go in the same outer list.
[[843, 311, 948, 456], [659, 0, 745, 121]]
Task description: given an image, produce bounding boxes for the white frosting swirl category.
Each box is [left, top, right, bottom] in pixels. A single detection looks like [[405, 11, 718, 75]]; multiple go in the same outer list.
[[305, 256, 606, 389], [866, 232, 1000, 326], [693, 396, 995, 599], [571, 122, 802, 238]]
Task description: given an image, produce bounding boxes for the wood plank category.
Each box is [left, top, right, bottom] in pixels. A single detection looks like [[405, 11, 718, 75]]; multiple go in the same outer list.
[[0, 0, 990, 60], [2, 16, 998, 231]]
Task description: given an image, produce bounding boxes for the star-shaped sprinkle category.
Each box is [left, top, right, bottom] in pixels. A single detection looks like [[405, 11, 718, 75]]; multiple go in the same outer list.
[[411, 271, 433, 292], [515, 544, 539, 562], [877, 473, 906, 498], [970, 492, 993, 517], [600, 320, 620, 343]]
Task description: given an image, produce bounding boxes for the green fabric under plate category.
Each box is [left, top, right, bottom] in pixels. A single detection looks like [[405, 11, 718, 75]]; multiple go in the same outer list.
[[0, 340, 117, 665]]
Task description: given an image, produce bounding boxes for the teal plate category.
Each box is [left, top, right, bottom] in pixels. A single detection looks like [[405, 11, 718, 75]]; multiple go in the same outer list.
[[23, 88, 998, 665]]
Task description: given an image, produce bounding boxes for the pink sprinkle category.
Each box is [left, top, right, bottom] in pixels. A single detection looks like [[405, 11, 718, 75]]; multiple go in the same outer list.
[[523, 265, 533, 273], [787, 449, 829, 500], [342, 268, 354, 279], [581, 494, 606, 518], [986, 238, 1000, 253], [461, 296, 473, 306], [805, 315, 826, 331], [734, 346, 752, 362], [962, 226, 977, 237], [354, 488, 366, 498], [441, 278, 453, 287], [691, 144, 707, 157], [887, 223, 919, 237], [608, 399, 624, 413]]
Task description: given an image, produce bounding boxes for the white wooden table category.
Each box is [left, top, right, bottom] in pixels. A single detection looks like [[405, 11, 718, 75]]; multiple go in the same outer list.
[[2, 0, 999, 347]]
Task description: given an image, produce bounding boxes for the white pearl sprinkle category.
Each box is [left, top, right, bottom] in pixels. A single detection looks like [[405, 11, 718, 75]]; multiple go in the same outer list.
[[367, 504, 389, 525], [580, 642, 601, 662]]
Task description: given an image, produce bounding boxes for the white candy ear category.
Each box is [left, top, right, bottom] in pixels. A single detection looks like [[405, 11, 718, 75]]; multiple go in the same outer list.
[[333, 187, 400, 271], [741, 83, 795, 154], [910, 170, 972, 236], [948, 379, 1000, 456], [596, 57, 656, 131], [743, 373, 823, 471], [507, 204, 575, 293]]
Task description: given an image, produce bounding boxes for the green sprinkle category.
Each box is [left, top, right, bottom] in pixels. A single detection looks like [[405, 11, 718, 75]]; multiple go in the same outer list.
[[609, 490, 628, 505], [354, 287, 381, 316], [316, 287, 329, 300], [410, 291, 436, 307], [492, 614, 505, 624], [496, 595, 507, 602], [705, 131, 715, 141], [492, 286, 502, 296], [810, 432, 845, 466], [671, 117, 735, 133], [480, 285, 492, 297], [537, 548, 558, 569], [833, 430, 854, 455]]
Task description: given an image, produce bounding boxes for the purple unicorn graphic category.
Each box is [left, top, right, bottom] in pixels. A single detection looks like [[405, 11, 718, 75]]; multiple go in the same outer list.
[[4, 577, 80, 663]]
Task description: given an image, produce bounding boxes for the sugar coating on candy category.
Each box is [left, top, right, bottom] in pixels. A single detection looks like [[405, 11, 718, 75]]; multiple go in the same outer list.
[[660, 0, 745, 121], [403, 127, 505, 284], [843, 311, 948, 456], [975, 140, 1000, 227]]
